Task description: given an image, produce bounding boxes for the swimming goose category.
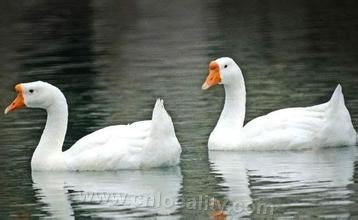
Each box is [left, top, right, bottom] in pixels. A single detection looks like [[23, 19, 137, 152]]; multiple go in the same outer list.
[[202, 57, 357, 150], [5, 81, 181, 170]]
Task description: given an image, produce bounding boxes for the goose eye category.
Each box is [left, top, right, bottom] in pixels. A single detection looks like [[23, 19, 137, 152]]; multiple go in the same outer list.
[[224, 65, 228, 68], [29, 89, 34, 94]]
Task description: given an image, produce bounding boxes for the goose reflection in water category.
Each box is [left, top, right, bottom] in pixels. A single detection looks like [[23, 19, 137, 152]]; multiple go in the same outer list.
[[32, 167, 182, 219], [209, 146, 356, 219]]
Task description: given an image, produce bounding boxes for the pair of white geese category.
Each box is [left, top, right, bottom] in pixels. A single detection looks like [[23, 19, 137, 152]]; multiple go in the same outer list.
[[5, 57, 357, 171]]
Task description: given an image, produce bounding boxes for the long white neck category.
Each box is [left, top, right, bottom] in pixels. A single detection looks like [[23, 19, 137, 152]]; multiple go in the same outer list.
[[215, 76, 246, 131], [31, 97, 68, 169]]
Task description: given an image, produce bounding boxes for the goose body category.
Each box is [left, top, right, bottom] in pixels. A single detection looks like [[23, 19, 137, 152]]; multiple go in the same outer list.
[[5, 81, 181, 170], [202, 57, 357, 150]]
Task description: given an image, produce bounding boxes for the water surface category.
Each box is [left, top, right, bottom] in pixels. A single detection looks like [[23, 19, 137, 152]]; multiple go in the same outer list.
[[0, 0, 358, 219]]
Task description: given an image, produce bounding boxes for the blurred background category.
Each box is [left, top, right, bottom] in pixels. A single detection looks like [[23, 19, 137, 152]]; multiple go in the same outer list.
[[0, 0, 357, 219]]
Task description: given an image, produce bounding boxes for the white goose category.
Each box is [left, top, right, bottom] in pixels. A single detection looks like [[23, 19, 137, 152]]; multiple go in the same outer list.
[[202, 57, 357, 150], [5, 81, 181, 170]]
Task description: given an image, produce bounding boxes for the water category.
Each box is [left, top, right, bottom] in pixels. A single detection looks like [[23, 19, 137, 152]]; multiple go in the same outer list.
[[0, 0, 358, 219]]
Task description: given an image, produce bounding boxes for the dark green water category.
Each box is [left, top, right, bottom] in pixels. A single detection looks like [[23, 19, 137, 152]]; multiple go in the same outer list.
[[0, 0, 358, 219]]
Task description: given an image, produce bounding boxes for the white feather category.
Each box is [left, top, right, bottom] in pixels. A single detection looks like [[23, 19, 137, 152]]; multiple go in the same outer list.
[[11, 81, 181, 171], [206, 58, 356, 150]]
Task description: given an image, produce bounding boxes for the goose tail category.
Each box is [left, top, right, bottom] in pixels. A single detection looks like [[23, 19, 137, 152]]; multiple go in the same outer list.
[[143, 99, 181, 167], [151, 99, 175, 136], [328, 85, 357, 146], [329, 84, 344, 106], [328, 84, 346, 115]]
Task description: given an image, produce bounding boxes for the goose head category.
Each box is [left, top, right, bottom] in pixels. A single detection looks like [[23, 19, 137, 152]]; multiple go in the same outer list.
[[202, 57, 243, 90], [4, 81, 66, 114]]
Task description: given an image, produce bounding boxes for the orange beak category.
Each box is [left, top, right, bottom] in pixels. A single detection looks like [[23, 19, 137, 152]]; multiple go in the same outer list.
[[4, 84, 25, 114], [202, 61, 221, 90]]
